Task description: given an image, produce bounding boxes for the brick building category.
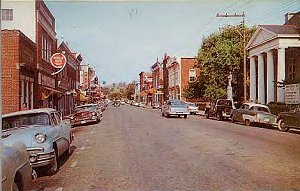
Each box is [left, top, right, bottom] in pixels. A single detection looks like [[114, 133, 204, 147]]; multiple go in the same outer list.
[[139, 71, 153, 105], [151, 58, 164, 105], [57, 41, 82, 116], [167, 57, 181, 100], [180, 57, 199, 101], [1, 0, 59, 109], [1, 30, 36, 114]]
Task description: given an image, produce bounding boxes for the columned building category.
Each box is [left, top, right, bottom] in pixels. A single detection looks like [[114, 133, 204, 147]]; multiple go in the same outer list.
[[246, 12, 300, 104]]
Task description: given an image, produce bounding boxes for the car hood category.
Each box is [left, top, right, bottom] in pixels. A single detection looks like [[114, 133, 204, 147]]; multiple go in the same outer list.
[[2, 125, 51, 148]]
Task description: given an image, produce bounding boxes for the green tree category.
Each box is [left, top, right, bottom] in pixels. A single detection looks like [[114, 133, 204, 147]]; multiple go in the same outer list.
[[188, 24, 256, 101]]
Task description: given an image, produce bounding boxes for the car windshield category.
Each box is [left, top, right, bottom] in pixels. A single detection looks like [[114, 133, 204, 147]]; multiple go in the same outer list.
[[217, 100, 232, 106], [170, 101, 186, 107], [2, 113, 50, 130], [251, 106, 270, 113], [75, 106, 96, 113]]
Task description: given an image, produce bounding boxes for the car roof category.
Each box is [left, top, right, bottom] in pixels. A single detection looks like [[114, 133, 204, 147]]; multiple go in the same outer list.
[[243, 103, 269, 109], [3, 108, 57, 118], [75, 104, 97, 108]]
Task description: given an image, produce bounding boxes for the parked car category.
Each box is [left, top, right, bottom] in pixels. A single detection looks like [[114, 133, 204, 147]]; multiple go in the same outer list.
[[161, 100, 189, 118], [186, 102, 199, 115], [134, 102, 139, 107], [205, 99, 235, 120], [277, 106, 300, 132], [71, 104, 101, 126], [2, 143, 32, 191], [120, 100, 126, 105], [152, 102, 160, 109], [139, 102, 146, 107], [231, 103, 277, 127], [2, 108, 73, 175]]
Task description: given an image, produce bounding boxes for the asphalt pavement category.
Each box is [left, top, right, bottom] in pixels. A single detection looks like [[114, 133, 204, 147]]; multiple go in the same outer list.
[[30, 104, 300, 191]]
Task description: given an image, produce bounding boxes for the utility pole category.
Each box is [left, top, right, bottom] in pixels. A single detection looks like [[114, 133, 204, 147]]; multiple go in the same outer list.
[[216, 12, 247, 102]]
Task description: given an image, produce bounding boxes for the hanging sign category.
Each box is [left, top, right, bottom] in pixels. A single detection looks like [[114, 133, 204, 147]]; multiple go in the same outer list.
[[51, 53, 67, 75]]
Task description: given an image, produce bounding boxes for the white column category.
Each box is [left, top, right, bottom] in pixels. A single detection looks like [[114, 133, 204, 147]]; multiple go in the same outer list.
[[257, 54, 265, 104], [267, 50, 275, 103], [277, 48, 286, 103], [249, 56, 256, 102]]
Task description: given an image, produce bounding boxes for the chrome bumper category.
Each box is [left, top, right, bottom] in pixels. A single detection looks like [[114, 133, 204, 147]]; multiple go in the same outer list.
[[27, 147, 55, 168]]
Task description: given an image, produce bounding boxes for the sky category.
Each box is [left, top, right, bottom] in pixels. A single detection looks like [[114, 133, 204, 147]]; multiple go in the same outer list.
[[46, 0, 300, 84]]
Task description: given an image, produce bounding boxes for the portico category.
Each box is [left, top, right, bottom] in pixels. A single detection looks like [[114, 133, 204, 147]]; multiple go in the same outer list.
[[246, 22, 300, 104]]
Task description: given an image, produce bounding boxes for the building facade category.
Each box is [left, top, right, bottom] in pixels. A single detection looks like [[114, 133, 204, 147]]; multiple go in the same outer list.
[[167, 57, 181, 100], [139, 72, 153, 105], [151, 59, 164, 105], [246, 12, 300, 104], [1, 30, 37, 114], [180, 58, 199, 101], [2, 0, 59, 109]]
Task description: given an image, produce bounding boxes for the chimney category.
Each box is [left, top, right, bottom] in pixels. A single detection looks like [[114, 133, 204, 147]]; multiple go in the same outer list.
[[285, 13, 296, 23]]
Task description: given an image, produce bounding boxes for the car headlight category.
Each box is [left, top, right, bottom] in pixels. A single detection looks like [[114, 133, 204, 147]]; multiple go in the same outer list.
[[92, 112, 97, 116], [34, 133, 46, 143]]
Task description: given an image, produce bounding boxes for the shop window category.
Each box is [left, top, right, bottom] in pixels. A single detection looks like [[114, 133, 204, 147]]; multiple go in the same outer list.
[[1, 9, 13, 21]]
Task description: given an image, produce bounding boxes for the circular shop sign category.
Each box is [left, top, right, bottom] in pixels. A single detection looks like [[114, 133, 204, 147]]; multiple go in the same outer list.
[[50, 53, 67, 69]]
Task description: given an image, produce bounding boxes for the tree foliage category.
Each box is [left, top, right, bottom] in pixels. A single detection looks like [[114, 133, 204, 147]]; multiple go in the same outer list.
[[186, 24, 256, 101]]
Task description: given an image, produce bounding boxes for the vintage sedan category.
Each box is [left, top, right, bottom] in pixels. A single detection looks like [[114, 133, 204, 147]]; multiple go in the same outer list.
[[205, 99, 235, 120], [71, 104, 101, 126], [277, 106, 300, 132], [231, 103, 277, 127], [2, 108, 73, 175], [161, 100, 189, 118], [2, 143, 32, 191], [186, 102, 199, 115]]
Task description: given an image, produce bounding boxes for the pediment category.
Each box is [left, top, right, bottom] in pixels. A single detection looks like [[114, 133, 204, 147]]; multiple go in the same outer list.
[[246, 27, 277, 50]]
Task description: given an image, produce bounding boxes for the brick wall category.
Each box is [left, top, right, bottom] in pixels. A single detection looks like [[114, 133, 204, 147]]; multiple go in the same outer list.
[[1, 31, 21, 114], [181, 58, 199, 101]]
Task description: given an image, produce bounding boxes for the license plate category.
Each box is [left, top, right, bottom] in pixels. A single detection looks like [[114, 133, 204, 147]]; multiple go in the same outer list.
[[176, 112, 183, 114], [264, 118, 269, 122], [81, 121, 86, 124]]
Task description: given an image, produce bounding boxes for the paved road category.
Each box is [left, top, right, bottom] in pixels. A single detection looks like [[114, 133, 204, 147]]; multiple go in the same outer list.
[[31, 105, 300, 191]]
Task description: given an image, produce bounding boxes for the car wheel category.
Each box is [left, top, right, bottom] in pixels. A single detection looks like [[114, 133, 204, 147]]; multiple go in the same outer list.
[[47, 149, 58, 175], [206, 113, 209, 119], [217, 114, 222, 121], [231, 115, 235, 123], [278, 119, 290, 132], [184, 114, 188, 119], [12, 182, 20, 191], [245, 119, 251, 126], [166, 114, 170, 118]]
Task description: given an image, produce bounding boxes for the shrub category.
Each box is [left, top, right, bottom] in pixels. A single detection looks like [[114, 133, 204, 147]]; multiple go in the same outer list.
[[267, 102, 299, 115]]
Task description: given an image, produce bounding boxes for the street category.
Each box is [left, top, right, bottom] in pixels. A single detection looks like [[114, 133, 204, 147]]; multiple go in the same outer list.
[[30, 105, 300, 191]]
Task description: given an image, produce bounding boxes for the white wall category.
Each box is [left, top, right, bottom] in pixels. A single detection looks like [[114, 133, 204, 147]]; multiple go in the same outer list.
[[1, 1, 36, 42]]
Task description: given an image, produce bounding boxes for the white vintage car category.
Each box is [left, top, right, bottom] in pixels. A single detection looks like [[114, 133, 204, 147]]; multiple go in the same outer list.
[[2, 143, 32, 191], [2, 108, 74, 175], [231, 103, 277, 127]]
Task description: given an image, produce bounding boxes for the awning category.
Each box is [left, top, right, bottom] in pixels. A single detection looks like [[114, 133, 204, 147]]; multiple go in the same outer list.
[[43, 86, 62, 94]]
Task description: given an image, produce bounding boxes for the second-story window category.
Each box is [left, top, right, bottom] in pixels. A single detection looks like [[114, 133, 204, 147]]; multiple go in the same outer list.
[[189, 69, 196, 82], [1, 9, 13, 21]]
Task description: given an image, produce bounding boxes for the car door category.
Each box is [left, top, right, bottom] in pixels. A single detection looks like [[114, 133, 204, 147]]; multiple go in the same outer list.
[[54, 112, 70, 156]]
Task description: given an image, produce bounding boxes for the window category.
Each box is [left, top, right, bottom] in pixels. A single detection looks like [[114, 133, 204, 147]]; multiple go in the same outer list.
[[1, 9, 13, 21], [50, 113, 58, 126], [189, 69, 196, 82], [289, 63, 296, 81]]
